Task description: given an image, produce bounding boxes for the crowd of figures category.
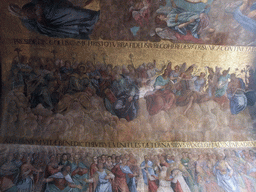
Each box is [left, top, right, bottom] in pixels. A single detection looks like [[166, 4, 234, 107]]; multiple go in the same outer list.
[[1, 147, 256, 191], [7, 52, 256, 122], [6, 0, 256, 45], [139, 149, 256, 192], [94, 0, 217, 43], [94, 0, 256, 46], [128, 0, 215, 42], [8, 0, 216, 43]]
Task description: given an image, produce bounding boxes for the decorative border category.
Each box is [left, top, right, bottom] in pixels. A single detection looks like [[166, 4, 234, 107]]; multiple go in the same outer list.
[[1, 39, 256, 52], [1, 137, 256, 148]]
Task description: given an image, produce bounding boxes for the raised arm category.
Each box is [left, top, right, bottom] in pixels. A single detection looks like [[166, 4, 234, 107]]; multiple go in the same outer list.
[[84, 0, 95, 6], [68, 183, 83, 189], [184, 0, 208, 3], [43, 177, 54, 183], [225, 162, 234, 177], [105, 172, 115, 180], [170, 0, 177, 8]]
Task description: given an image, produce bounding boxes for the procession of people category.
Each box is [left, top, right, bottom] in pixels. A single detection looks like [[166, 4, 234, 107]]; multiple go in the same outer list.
[[1, 148, 256, 191]]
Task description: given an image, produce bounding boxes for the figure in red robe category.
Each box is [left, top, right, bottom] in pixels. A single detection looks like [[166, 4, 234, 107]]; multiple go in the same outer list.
[[111, 158, 138, 192], [145, 69, 176, 115], [89, 156, 98, 192]]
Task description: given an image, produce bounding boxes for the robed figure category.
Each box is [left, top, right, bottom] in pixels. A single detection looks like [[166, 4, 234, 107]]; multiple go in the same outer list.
[[104, 75, 139, 121], [144, 69, 176, 116], [140, 156, 158, 192], [9, 0, 100, 39], [111, 159, 138, 192]]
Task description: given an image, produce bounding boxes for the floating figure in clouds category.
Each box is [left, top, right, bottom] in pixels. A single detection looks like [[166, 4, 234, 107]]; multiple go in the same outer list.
[[215, 68, 230, 97], [206, 66, 221, 98], [194, 72, 207, 93], [104, 73, 139, 121], [8, 0, 100, 39], [233, 0, 256, 33], [245, 68, 256, 106], [225, 0, 256, 45], [176, 65, 209, 115], [213, 68, 231, 109], [227, 73, 247, 115], [154, 0, 215, 42], [144, 69, 176, 116], [129, 0, 150, 27]]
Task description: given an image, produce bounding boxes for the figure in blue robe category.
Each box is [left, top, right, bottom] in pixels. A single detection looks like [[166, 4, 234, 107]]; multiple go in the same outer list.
[[154, 74, 170, 90], [11, 70, 24, 90], [228, 91, 247, 115], [86, 162, 114, 192], [94, 169, 113, 192], [0, 155, 20, 191], [213, 160, 240, 192], [120, 164, 138, 192], [233, 2, 256, 34], [10, 58, 32, 91], [16, 177, 34, 192], [9, 0, 100, 39], [68, 65, 92, 94], [215, 69, 230, 97], [88, 69, 101, 95], [245, 69, 256, 106], [105, 75, 139, 121], [140, 158, 157, 186], [165, 7, 201, 38], [27, 70, 56, 110], [245, 91, 256, 106], [45, 171, 75, 192], [227, 75, 247, 115], [71, 162, 89, 192], [156, 0, 213, 39]]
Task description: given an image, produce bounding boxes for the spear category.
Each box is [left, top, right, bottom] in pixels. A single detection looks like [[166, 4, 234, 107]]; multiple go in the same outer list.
[[93, 52, 97, 65], [129, 53, 134, 68], [14, 48, 22, 63], [71, 53, 77, 66], [51, 50, 57, 61], [103, 54, 107, 65]]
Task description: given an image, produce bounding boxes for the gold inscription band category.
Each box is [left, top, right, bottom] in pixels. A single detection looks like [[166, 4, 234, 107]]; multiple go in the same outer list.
[[1, 39, 255, 52], [1, 137, 256, 148]]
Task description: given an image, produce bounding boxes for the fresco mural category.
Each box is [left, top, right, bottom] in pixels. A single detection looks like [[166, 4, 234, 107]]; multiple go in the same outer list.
[[8, 0, 100, 40], [0, 144, 256, 192], [1, 1, 256, 191], [1, 1, 256, 184], [1, 0, 255, 45], [1, 42, 256, 142], [94, 0, 256, 45]]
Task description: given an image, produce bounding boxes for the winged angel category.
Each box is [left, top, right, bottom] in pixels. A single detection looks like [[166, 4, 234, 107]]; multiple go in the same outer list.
[[8, 0, 100, 39]]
